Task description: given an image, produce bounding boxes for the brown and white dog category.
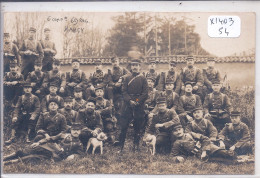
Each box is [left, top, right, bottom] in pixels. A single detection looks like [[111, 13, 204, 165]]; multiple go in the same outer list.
[[86, 132, 108, 155], [143, 134, 156, 155]]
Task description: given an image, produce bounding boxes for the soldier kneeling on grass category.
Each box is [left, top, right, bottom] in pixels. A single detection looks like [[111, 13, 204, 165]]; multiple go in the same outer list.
[[170, 123, 237, 163], [3, 122, 84, 165]]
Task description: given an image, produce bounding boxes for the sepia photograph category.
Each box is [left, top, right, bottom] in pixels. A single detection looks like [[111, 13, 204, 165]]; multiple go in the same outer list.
[[2, 10, 255, 175]]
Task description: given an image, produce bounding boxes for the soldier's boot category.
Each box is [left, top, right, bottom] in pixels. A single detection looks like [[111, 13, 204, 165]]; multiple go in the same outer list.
[[5, 129, 16, 145], [3, 152, 17, 161], [26, 129, 32, 143]]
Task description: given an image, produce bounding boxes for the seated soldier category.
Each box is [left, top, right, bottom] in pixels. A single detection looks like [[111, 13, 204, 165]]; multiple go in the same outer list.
[[65, 58, 87, 97], [41, 83, 64, 113], [5, 82, 40, 144], [186, 107, 218, 142], [203, 57, 221, 93], [203, 80, 232, 131], [59, 96, 78, 130], [219, 111, 252, 155], [170, 123, 237, 163], [72, 86, 86, 111], [76, 98, 103, 148], [178, 82, 202, 128], [3, 122, 84, 164], [146, 96, 180, 153], [26, 60, 45, 101], [95, 86, 116, 144], [34, 100, 67, 142]]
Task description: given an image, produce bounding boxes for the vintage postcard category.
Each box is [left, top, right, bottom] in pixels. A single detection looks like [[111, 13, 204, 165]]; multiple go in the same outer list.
[[1, 9, 256, 176]]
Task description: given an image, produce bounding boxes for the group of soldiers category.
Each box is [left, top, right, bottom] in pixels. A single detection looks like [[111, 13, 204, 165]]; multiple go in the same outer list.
[[3, 27, 252, 164]]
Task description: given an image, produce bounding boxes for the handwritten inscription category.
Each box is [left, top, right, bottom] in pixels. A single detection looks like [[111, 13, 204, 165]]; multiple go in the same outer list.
[[208, 16, 241, 38]]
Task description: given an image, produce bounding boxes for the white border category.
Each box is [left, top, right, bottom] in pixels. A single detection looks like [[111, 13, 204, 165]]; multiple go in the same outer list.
[[1, 1, 259, 178]]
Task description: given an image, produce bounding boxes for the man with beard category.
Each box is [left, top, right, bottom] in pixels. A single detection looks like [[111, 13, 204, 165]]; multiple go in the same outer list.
[[42, 59, 66, 96], [19, 27, 44, 80], [116, 53, 148, 153], [40, 28, 57, 72], [72, 86, 87, 111], [144, 58, 160, 88], [145, 96, 180, 153], [5, 82, 40, 144], [156, 60, 182, 94], [26, 60, 45, 101], [3, 33, 21, 73], [76, 99, 103, 148], [65, 58, 87, 97], [203, 80, 232, 131]]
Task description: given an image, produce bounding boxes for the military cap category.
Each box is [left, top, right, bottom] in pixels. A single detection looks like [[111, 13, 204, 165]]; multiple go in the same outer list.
[[53, 59, 61, 65], [4, 33, 10, 37], [95, 85, 104, 91], [130, 58, 141, 64], [186, 56, 194, 61], [95, 58, 102, 65], [49, 82, 58, 88], [231, 111, 241, 116], [74, 86, 82, 92], [193, 107, 203, 113], [34, 60, 42, 66], [111, 57, 119, 63], [87, 97, 96, 104], [71, 122, 82, 130], [165, 78, 175, 84], [169, 60, 177, 66], [64, 96, 73, 102], [72, 58, 80, 63], [146, 76, 156, 82], [184, 81, 193, 86], [29, 27, 36, 32], [207, 57, 215, 62], [44, 28, 50, 32], [9, 59, 18, 67], [156, 96, 166, 104], [23, 81, 32, 88], [170, 122, 183, 131], [212, 80, 221, 85]]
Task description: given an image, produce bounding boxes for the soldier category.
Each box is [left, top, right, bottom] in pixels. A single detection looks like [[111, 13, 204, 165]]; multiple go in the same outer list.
[[4, 122, 84, 164], [19, 27, 44, 80], [179, 56, 205, 101], [170, 123, 237, 162], [144, 76, 157, 112], [59, 97, 78, 129], [3, 32, 21, 73], [203, 80, 232, 131], [5, 82, 40, 144], [156, 60, 182, 94], [219, 111, 252, 155], [95, 86, 117, 144], [26, 60, 45, 100], [35, 100, 67, 142], [77, 99, 103, 148], [116, 55, 148, 153], [203, 57, 221, 93], [42, 59, 66, 96], [41, 83, 64, 113], [178, 82, 202, 128], [186, 107, 218, 142], [65, 58, 87, 97], [144, 58, 160, 88], [72, 86, 86, 111], [40, 28, 57, 72], [146, 96, 180, 153]]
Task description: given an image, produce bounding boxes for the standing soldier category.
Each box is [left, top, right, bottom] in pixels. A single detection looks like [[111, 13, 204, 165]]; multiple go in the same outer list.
[[26, 60, 45, 101], [40, 28, 57, 72], [72, 86, 86, 111], [219, 111, 252, 155], [179, 56, 205, 101], [116, 54, 148, 153], [144, 59, 160, 88], [19, 27, 44, 80], [203, 57, 221, 93], [5, 82, 40, 144], [65, 58, 87, 97], [3, 33, 21, 73], [156, 60, 182, 94], [203, 80, 232, 131], [42, 59, 66, 96], [145, 76, 157, 112]]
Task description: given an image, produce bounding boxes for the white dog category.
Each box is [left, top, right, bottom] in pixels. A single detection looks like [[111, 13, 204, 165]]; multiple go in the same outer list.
[[86, 132, 108, 155], [143, 134, 156, 155]]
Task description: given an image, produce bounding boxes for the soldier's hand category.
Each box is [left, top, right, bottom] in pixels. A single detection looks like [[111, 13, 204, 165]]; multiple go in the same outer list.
[[155, 123, 164, 128], [115, 82, 121, 87], [204, 113, 211, 118], [186, 115, 193, 122], [148, 113, 154, 119], [209, 137, 216, 142], [193, 85, 199, 90], [45, 134, 51, 140], [175, 156, 185, 163], [229, 145, 236, 151], [219, 140, 225, 149], [130, 100, 136, 107], [201, 151, 208, 161], [59, 87, 65, 93], [29, 117, 35, 120], [12, 117, 18, 123], [31, 142, 40, 148], [11, 81, 18, 85], [90, 85, 95, 91], [36, 90, 40, 94]]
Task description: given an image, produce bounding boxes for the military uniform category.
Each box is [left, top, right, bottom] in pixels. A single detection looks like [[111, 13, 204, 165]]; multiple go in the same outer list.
[[19, 27, 44, 79], [40, 28, 57, 72], [145, 87, 157, 111], [3, 33, 21, 73], [219, 121, 251, 155], [41, 86, 64, 113], [59, 108, 78, 128], [203, 67, 221, 93], [72, 86, 86, 111]]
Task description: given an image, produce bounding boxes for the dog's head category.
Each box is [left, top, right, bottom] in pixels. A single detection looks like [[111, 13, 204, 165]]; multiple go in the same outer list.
[[143, 134, 154, 145], [97, 132, 108, 141]]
